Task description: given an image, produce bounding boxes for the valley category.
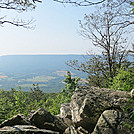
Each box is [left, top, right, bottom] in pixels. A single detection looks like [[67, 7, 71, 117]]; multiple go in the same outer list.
[[0, 55, 87, 92]]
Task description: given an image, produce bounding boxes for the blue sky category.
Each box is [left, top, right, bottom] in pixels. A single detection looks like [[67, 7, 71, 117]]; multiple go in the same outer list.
[[0, 0, 101, 55]]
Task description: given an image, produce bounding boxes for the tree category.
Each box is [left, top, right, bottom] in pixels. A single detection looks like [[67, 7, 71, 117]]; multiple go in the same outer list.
[[30, 83, 43, 102], [62, 71, 80, 97], [0, 0, 41, 28], [66, 0, 134, 87]]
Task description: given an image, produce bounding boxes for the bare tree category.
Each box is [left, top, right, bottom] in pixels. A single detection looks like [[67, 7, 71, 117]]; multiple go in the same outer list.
[[54, 0, 106, 6], [53, 0, 132, 6], [66, 0, 134, 87], [0, 0, 41, 28]]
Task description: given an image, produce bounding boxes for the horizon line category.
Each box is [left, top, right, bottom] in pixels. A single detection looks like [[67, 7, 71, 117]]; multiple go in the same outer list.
[[0, 53, 97, 56]]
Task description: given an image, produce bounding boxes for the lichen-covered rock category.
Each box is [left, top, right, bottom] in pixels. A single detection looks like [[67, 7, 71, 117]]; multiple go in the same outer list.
[[0, 114, 31, 128], [92, 110, 133, 134], [29, 108, 68, 133], [70, 86, 131, 133], [56, 116, 72, 127], [64, 126, 77, 134], [60, 103, 71, 119], [0, 125, 59, 134]]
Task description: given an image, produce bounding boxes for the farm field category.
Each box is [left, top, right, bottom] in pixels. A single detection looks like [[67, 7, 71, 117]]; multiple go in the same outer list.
[[0, 55, 132, 92], [0, 73, 65, 92], [0, 55, 88, 92]]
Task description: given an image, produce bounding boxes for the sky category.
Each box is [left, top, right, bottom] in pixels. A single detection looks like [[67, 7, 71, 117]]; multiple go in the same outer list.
[[0, 0, 101, 56], [0, 0, 133, 56]]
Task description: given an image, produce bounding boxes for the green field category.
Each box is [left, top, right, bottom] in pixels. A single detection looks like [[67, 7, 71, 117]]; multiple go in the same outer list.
[[17, 84, 47, 88], [18, 76, 56, 83], [54, 71, 75, 77], [0, 73, 65, 92]]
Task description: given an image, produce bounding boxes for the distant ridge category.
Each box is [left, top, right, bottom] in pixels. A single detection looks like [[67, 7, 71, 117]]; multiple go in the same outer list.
[[1, 54, 86, 56], [0, 54, 132, 91]]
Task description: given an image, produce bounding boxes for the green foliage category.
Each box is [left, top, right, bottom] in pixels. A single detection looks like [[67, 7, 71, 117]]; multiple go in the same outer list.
[[45, 93, 70, 115], [0, 72, 81, 123], [123, 98, 134, 132], [0, 85, 48, 123], [44, 71, 81, 115], [110, 66, 134, 91], [0, 79, 74, 123], [30, 83, 44, 102], [130, 2, 134, 14], [67, 55, 131, 88], [62, 71, 80, 97], [0, 88, 45, 123]]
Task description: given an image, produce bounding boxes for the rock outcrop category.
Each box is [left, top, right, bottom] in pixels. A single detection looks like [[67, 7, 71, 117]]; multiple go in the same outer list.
[[0, 125, 59, 134], [0, 86, 133, 134], [92, 110, 133, 134], [70, 86, 131, 133], [60, 103, 72, 119], [0, 114, 31, 128], [29, 108, 68, 133]]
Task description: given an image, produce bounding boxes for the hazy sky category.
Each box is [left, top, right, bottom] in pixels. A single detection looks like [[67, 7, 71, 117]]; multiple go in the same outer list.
[[1, 0, 133, 56], [0, 0, 102, 55]]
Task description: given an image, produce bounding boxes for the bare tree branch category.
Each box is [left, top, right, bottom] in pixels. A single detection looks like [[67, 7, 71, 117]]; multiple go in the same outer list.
[[0, 0, 42, 28], [53, 0, 105, 6], [0, 18, 35, 29], [0, 0, 41, 11]]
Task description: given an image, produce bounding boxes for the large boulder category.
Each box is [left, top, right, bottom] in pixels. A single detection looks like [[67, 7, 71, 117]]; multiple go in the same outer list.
[[0, 114, 31, 128], [0, 125, 59, 134], [29, 108, 68, 133], [92, 110, 133, 134], [58, 103, 72, 127], [60, 103, 72, 119], [70, 86, 131, 133], [56, 116, 72, 128]]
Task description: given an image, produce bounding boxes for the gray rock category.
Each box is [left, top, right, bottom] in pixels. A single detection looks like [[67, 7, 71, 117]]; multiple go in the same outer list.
[[29, 108, 68, 133], [0, 125, 59, 134], [0, 114, 31, 128], [64, 126, 78, 134], [60, 103, 72, 119], [56, 116, 72, 127], [92, 110, 133, 134], [70, 86, 131, 133]]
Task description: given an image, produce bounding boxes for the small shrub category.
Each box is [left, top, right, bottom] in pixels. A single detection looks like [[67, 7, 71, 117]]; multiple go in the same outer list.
[[110, 66, 133, 91]]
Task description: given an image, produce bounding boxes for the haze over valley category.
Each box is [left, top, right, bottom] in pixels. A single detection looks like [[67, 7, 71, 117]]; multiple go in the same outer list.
[[0, 55, 87, 92]]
